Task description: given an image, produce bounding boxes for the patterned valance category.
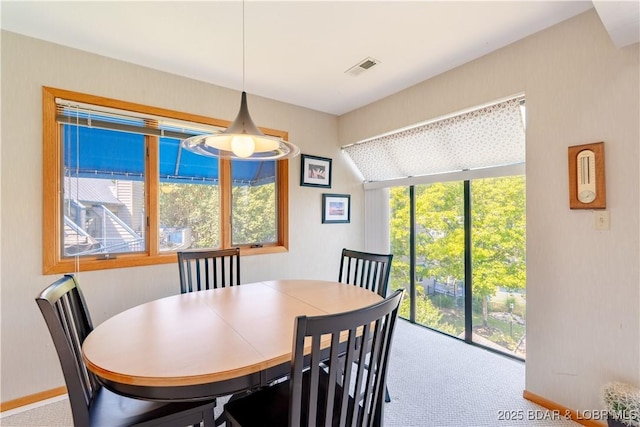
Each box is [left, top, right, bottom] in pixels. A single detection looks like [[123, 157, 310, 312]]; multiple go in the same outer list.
[[343, 97, 525, 182]]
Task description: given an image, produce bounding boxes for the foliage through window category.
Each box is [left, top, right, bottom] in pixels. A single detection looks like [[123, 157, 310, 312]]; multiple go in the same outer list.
[[43, 87, 290, 274], [388, 175, 526, 358]]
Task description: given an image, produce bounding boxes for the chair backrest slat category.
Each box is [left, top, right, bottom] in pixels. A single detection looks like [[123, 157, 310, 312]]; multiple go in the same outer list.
[[36, 274, 97, 427], [288, 289, 403, 427], [339, 248, 393, 297], [177, 248, 241, 293]]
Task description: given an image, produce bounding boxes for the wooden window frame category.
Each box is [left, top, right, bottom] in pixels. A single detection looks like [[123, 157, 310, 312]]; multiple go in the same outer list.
[[43, 87, 289, 274]]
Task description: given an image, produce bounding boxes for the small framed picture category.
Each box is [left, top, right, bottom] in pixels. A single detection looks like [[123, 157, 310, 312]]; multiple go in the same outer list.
[[300, 154, 332, 188], [322, 193, 350, 224]]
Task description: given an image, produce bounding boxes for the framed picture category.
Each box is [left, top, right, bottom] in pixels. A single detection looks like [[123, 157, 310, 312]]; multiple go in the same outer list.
[[322, 193, 350, 224], [300, 154, 332, 188]]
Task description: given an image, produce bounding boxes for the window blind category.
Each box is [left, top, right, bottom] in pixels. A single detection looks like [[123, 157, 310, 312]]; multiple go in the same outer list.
[[55, 98, 224, 138], [342, 96, 525, 183]]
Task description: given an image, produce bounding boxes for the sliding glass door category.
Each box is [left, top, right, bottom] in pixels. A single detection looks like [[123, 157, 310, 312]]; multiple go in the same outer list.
[[388, 175, 526, 358]]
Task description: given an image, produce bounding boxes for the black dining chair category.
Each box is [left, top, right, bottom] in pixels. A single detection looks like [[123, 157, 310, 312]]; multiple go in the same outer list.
[[177, 247, 242, 426], [339, 248, 393, 298], [339, 248, 394, 403], [223, 289, 403, 427], [35, 274, 217, 427], [177, 248, 241, 293]]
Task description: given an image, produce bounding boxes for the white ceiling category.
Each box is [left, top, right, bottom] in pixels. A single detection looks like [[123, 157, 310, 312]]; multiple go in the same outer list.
[[1, 1, 637, 116]]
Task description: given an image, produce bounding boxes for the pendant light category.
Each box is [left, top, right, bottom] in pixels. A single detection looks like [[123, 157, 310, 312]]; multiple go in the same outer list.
[[182, 1, 299, 161]]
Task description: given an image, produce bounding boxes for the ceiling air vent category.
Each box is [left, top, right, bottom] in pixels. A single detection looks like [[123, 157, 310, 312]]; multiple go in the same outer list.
[[345, 57, 380, 77]]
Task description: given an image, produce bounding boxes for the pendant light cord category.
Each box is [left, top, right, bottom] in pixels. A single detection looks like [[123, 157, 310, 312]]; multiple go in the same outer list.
[[242, 0, 245, 92]]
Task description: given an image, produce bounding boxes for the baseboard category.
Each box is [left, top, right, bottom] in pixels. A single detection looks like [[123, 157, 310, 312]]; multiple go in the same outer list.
[[523, 390, 607, 427], [0, 386, 609, 425], [0, 386, 67, 413]]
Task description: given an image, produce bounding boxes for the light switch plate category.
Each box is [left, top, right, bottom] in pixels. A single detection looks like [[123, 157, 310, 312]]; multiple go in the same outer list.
[[594, 210, 610, 230]]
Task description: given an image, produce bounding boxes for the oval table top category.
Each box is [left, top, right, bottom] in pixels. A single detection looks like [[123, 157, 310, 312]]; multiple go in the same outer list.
[[82, 279, 382, 392]]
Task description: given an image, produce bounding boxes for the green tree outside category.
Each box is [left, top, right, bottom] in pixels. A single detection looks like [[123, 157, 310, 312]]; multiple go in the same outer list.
[[389, 176, 526, 353], [159, 182, 221, 248], [232, 183, 276, 245], [471, 176, 526, 327], [159, 181, 277, 249]]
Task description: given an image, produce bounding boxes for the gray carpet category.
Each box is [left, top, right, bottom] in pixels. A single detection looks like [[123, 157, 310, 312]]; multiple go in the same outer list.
[[384, 320, 579, 426], [1, 319, 580, 427]]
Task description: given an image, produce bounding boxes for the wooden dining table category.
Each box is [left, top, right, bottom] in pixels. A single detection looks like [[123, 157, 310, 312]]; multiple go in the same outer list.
[[81, 279, 383, 401]]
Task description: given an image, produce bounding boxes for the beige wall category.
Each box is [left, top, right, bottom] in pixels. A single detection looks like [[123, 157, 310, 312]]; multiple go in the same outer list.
[[340, 10, 639, 416], [0, 30, 364, 402]]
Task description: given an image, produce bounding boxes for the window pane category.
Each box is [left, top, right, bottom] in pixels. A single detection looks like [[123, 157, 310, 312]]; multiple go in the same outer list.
[[62, 125, 146, 256], [158, 136, 220, 250], [414, 182, 465, 336], [231, 160, 277, 246], [389, 187, 411, 320], [471, 175, 526, 357]]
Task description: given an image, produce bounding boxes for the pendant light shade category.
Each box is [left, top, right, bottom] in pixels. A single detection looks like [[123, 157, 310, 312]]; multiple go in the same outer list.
[[181, 2, 299, 161], [182, 92, 299, 160]]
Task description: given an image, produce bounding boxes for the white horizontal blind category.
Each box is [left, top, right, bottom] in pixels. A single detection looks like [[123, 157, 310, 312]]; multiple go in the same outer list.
[[342, 97, 525, 183], [55, 98, 225, 138]]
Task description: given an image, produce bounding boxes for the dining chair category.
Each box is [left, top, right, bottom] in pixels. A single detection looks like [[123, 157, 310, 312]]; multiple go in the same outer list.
[[223, 289, 404, 427], [339, 248, 393, 298], [339, 248, 394, 403], [35, 274, 217, 427], [177, 247, 240, 293], [177, 247, 241, 426]]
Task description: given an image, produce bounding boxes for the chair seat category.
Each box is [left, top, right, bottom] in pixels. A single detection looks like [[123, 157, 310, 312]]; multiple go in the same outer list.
[[90, 386, 215, 427], [224, 370, 360, 427]]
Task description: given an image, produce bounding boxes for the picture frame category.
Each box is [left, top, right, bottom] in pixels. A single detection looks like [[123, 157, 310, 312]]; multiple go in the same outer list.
[[322, 193, 350, 224], [568, 141, 606, 209], [300, 154, 332, 188]]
